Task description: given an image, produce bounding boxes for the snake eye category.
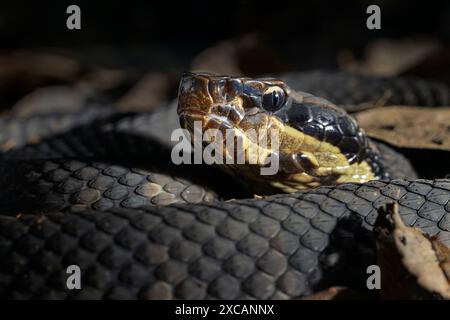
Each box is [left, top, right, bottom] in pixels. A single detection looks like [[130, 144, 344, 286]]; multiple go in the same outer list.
[[262, 87, 286, 112]]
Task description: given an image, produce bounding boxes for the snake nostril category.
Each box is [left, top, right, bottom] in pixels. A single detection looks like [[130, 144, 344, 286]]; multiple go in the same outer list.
[[380, 124, 396, 131]]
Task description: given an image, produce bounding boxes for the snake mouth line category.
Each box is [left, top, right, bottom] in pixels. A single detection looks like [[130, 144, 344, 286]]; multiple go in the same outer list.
[[179, 108, 207, 118], [180, 111, 237, 133]]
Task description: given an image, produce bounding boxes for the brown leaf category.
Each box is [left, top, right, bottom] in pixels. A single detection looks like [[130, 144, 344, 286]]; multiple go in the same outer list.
[[11, 85, 93, 117], [431, 237, 450, 282], [356, 106, 450, 151], [300, 287, 363, 300], [0, 50, 79, 82], [116, 72, 176, 112], [190, 33, 288, 77], [340, 37, 441, 76], [375, 203, 450, 299]]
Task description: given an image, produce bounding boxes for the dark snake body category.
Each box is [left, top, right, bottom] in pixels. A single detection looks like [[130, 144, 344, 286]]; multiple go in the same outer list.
[[0, 71, 449, 299]]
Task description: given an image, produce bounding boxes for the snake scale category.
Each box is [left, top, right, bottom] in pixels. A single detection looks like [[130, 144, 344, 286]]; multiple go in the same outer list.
[[0, 71, 449, 299]]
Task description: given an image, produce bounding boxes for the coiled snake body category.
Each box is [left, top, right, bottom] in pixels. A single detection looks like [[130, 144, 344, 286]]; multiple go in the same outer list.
[[0, 71, 449, 299]]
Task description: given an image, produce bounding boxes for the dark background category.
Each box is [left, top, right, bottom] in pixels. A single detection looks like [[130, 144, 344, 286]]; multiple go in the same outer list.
[[1, 0, 449, 70], [1, 0, 449, 114]]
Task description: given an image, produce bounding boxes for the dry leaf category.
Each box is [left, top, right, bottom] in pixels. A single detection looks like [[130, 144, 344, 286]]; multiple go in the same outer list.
[[356, 106, 450, 151], [300, 287, 362, 300], [375, 203, 450, 299], [117, 72, 176, 112]]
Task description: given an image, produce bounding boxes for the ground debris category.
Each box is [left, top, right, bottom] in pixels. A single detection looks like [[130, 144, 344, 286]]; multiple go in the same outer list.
[[356, 106, 450, 151], [190, 33, 288, 77], [117, 72, 176, 112], [375, 203, 450, 299], [300, 287, 365, 300], [340, 37, 441, 77]]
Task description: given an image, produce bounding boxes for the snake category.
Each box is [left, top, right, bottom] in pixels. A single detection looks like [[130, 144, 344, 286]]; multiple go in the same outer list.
[[0, 71, 449, 299]]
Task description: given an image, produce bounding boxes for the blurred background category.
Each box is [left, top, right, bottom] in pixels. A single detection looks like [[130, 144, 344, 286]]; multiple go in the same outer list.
[[1, 0, 449, 112], [1, 0, 450, 177]]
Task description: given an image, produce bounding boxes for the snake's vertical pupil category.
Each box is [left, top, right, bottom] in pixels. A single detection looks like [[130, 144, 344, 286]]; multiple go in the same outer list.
[[262, 87, 285, 112], [273, 91, 280, 105]]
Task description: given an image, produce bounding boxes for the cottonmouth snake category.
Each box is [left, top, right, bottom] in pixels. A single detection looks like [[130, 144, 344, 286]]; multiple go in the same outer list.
[[0, 71, 449, 299]]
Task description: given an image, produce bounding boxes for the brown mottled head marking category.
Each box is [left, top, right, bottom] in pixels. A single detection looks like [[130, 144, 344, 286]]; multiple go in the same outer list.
[[178, 71, 387, 194]]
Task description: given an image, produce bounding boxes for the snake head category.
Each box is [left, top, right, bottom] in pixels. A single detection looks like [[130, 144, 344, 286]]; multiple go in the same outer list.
[[177, 71, 291, 149], [177, 71, 385, 193]]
